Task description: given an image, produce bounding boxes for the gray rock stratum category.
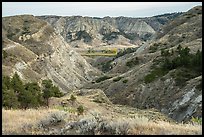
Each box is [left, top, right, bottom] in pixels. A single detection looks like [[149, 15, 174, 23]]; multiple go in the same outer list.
[[37, 12, 182, 47]]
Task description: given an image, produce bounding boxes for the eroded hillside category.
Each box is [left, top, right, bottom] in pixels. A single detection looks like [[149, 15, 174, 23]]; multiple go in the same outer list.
[[37, 12, 181, 48], [83, 6, 202, 122], [2, 15, 101, 92]]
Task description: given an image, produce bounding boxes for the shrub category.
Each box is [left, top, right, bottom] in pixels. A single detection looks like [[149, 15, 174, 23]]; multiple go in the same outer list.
[[11, 72, 24, 94], [114, 121, 130, 135], [172, 68, 199, 87], [2, 50, 8, 59], [38, 111, 67, 129], [126, 57, 139, 68], [77, 117, 97, 135], [122, 79, 128, 83], [161, 49, 170, 57], [64, 111, 131, 135], [145, 46, 202, 84], [70, 94, 76, 102], [7, 32, 15, 39], [42, 79, 64, 106], [101, 60, 113, 72], [144, 68, 168, 84], [23, 82, 43, 108], [77, 105, 84, 115], [195, 80, 202, 90], [3, 89, 20, 109], [52, 86, 64, 97], [102, 32, 120, 41], [93, 99, 103, 104], [149, 43, 160, 53], [2, 75, 11, 90], [102, 31, 139, 41], [113, 76, 123, 82], [95, 76, 112, 83], [115, 47, 138, 58], [120, 31, 139, 40], [75, 31, 93, 43], [144, 73, 156, 84]]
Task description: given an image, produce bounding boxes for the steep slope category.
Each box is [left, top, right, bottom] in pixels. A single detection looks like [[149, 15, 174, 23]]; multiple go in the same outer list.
[[84, 6, 202, 122], [2, 15, 101, 92], [37, 12, 181, 48]]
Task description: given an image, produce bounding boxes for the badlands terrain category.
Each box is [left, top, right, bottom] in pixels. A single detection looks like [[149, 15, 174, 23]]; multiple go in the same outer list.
[[2, 6, 202, 135]]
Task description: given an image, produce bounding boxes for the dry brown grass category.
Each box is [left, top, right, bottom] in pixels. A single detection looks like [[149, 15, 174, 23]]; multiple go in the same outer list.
[[2, 107, 62, 134], [2, 101, 202, 135], [129, 119, 202, 135]]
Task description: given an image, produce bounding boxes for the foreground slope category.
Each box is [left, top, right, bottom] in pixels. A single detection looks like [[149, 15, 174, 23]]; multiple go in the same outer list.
[[2, 89, 202, 135]]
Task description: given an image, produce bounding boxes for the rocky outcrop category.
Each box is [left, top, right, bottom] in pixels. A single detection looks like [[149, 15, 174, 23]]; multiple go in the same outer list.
[[37, 13, 181, 47]]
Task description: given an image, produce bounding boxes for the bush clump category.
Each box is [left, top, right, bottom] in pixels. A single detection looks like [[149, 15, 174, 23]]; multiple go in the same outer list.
[[126, 57, 139, 68], [149, 43, 160, 53], [95, 76, 112, 83], [101, 60, 113, 72], [115, 47, 138, 58], [70, 94, 76, 102], [122, 79, 128, 83], [38, 111, 67, 129], [77, 105, 84, 115], [2, 50, 8, 59], [113, 77, 123, 82], [75, 31, 93, 43], [144, 68, 168, 83], [62, 112, 131, 135]]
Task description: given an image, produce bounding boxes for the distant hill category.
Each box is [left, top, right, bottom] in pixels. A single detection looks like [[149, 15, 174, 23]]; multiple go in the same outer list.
[[37, 12, 181, 48]]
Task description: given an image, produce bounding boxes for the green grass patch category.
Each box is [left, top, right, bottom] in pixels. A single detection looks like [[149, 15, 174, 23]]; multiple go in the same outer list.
[[191, 116, 202, 125]]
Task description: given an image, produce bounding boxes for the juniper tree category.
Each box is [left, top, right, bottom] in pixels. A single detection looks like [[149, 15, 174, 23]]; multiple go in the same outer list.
[[42, 79, 63, 106], [10, 72, 24, 94]]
